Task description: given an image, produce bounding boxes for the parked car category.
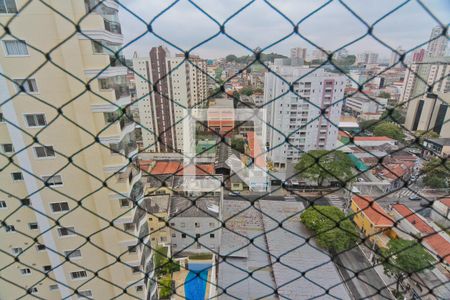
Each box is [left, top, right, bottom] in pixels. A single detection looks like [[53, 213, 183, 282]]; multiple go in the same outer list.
[[228, 191, 240, 197], [409, 194, 421, 201]]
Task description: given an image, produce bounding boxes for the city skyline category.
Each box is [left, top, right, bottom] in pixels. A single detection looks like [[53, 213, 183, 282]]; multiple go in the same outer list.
[[119, 0, 450, 59]]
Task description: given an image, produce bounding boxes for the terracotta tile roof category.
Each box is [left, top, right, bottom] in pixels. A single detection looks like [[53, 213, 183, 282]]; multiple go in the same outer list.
[[149, 161, 183, 175], [354, 136, 394, 142], [247, 131, 265, 168], [352, 195, 394, 227], [439, 198, 450, 208], [392, 204, 450, 264]]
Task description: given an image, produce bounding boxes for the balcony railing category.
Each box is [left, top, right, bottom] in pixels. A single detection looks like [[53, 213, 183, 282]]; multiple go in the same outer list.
[[114, 85, 130, 99], [104, 19, 122, 34]]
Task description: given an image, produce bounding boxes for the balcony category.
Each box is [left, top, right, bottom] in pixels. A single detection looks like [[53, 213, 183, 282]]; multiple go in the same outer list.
[[104, 19, 122, 34], [110, 55, 125, 67], [114, 85, 130, 99]]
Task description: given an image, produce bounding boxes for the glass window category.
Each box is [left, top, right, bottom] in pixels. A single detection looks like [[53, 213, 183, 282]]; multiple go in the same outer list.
[[50, 202, 69, 212], [34, 146, 55, 158], [0, 0, 18, 14], [11, 172, 23, 181], [42, 175, 63, 186], [24, 113, 46, 127], [3, 40, 27, 55], [13, 79, 38, 93]]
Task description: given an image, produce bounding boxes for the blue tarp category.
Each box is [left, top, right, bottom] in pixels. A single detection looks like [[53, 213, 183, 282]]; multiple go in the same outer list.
[[347, 153, 369, 172]]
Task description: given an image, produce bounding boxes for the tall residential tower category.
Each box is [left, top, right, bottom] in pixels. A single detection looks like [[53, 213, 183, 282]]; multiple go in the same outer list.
[[0, 1, 154, 299], [133, 47, 208, 153]]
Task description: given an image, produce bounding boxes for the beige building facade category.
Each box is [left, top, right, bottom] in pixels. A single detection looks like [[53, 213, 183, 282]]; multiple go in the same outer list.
[[0, 1, 154, 299]]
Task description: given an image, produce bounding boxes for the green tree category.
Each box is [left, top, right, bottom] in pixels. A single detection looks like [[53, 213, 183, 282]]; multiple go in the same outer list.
[[415, 130, 440, 144], [373, 122, 405, 141], [381, 239, 434, 292], [231, 137, 245, 153], [239, 86, 253, 96], [422, 158, 449, 188], [294, 150, 354, 186], [154, 246, 180, 277], [359, 119, 378, 132], [158, 275, 173, 299], [300, 206, 359, 253], [225, 54, 238, 62], [378, 91, 391, 99], [381, 108, 405, 124]]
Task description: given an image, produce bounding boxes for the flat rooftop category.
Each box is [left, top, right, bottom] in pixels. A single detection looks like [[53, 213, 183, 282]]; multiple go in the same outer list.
[[169, 196, 220, 218], [218, 200, 350, 300]]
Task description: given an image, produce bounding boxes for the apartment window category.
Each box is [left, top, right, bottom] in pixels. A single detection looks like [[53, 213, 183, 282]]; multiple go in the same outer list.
[[3, 39, 27, 55], [49, 284, 58, 291], [210, 234, 215, 238], [119, 199, 129, 207], [42, 175, 63, 187], [28, 287, 38, 294], [131, 266, 140, 273], [0, 200, 6, 208], [34, 146, 55, 158], [43, 265, 52, 272], [14, 79, 38, 93], [20, 268, 31, 275], [64, 249, 82, 259], [0, 1, 18, 14], [24, 113, 46, 127], [124, 223, 135, 231], [136, 285, 144, 292], [128, 245, 137, 253], [29, 222, 38, 230], [57, 227, 75, 237], [1, 143, 14, 153], [78, 290, 93, 298], [50, 202, 69, 212], [181, 233, 187, 238], [36, 244, 46, 251], [0, 112, 4, 122], [12, 247, 23, 255], [70, 270, 88, 280], [4, 225, 15, 232]]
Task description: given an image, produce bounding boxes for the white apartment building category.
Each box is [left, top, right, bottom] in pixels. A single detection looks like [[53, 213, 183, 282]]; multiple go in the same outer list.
[[0, 1, 154, 299], [290, 47, 307, 65], [427, 26, 448, 58], [344, 94, 387, 116], [356, 52, 379, 65], [133, 48, 207, 153], [389, 46, 405, 66], [264, 60, 346, 171]]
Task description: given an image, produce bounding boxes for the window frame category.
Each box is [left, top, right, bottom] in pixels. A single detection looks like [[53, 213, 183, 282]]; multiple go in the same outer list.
[[1, 143, 14, 153], [70, 270, 88, 280], [0, 200, 7, 208], [11, 172, 23, 181], [20, 268, 31, 276], [42, 174, 63, 187], [78, 290, 93, 298], [28, 222, 38, 230], [64, 249, 82, 260], [33, 145, 56, 159], [13, 78, 38, 94], [49, 201, 70, 213], [2, 39, 28, 56], [23, 113, 46, 128], [0, 0, 18, 15], [57, 226, 76, 238]]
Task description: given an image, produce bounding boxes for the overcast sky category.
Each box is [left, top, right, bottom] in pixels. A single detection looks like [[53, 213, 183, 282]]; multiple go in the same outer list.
[[118, 0, 450, 59]]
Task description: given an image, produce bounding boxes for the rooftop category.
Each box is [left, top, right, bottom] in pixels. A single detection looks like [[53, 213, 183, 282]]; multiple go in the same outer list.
[[219, 200, 350, 300], [392, 204, 450, 265], [142, 194, 170, 214], [425, 138, 450, 146], [169, 196, 220, 218], [352, 195, 394, 227], [354, 136, 395, 142]]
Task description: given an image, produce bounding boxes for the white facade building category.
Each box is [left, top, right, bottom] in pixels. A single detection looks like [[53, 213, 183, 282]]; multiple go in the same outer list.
[[133, 49, 207, 152], [264, 60, 346, 170], [344, 94, 388, 116], [427, 26, 448, 58]]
